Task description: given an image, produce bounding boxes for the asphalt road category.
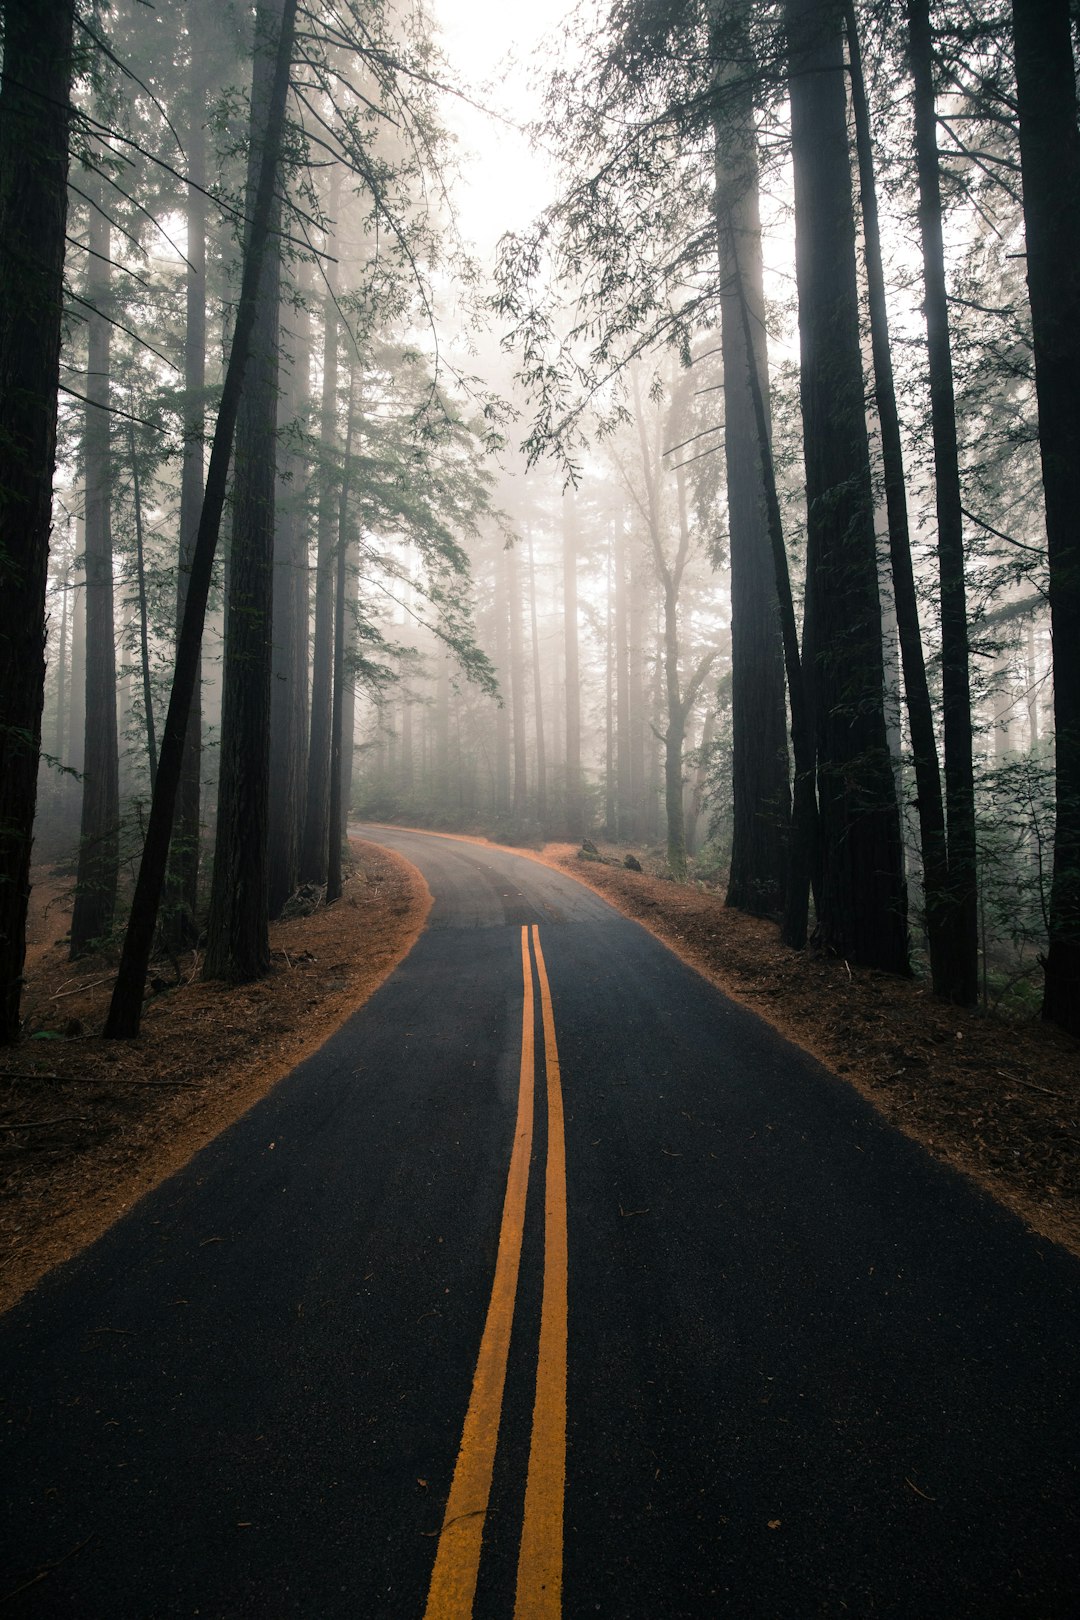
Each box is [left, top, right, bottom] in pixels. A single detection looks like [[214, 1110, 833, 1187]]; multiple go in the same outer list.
[[1, 827, 1078, 1618]]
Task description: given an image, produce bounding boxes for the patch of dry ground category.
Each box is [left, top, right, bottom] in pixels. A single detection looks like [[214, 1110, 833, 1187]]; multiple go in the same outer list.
[[539, 841, 1080, 1258], [0, 840, 430, 1313]]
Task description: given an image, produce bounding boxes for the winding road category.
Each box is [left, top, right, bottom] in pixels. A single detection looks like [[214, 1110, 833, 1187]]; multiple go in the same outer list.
[[1, 826, 1078, 1617]]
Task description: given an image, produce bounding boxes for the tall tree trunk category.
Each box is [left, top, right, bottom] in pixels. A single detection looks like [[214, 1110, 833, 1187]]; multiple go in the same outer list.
[[203, 0, 287, 982], [508, 540, 528, 821], [1012, 0, 1080, 1033], [787, 0, 908, 973], [604, 526, 617, 838], [166, 63, 209, 947], [0, 0, 75, 1036], [563, 491, 585, 838], [105, 0, 298, 1034], [615, 515, 631, 839], [845, 1, 954, 993], [327, 366, 358, 905], [711, 22, 791, 920], [299, 179, 341, 884], [54, 561, 71, 764], [527, 531, 548, 826], [628, 523, 647, 838], [268, 278, 311, 915], [909, 0, 978, 1002], [68, 546, 85, 777], [70, 180, 120, 959], [494, 546, 511, 817], [129, 422, 157, 790]]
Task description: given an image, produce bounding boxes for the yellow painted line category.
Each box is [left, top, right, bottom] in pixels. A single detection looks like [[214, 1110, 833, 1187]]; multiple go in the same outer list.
[[423, 926, 537, 1620], [515, 925, 568, 1619]]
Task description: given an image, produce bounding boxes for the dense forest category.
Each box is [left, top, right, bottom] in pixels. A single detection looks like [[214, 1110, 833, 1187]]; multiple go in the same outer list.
[[0, 0, 1077, 1042]]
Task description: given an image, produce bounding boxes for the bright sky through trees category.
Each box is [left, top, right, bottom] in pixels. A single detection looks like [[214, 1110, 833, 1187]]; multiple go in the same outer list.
[[434, 0, 574, 256]]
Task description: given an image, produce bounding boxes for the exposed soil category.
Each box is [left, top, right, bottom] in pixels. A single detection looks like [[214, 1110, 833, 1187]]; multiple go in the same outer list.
[[2, 828, 1077, 1318], [539, 841, 1080, 1258], [0, 839, 430, 1314]]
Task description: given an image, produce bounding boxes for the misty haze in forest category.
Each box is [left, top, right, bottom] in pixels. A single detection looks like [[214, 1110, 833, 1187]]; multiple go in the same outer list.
[[1, 0, 1078, 1042]]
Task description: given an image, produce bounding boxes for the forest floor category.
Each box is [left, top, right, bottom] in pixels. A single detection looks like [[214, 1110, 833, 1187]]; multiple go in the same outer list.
[[1, 828, 1077, 1316], [0, 839, 431, 1313]]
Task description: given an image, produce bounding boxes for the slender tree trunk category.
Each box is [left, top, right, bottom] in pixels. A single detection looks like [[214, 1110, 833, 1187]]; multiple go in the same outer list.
[[299, 179, 341, 884], [129, 423, 157, 789], [105, 0, 298, 1035], [1012, 0, 1080, 1034], [615, 515, 631, 840], [711, 25, 791, 920], [0, 0, 75, 1036], [70, 180, 120, 959], [628, 523, 647, 839], [327, 366, 358, 905], [54, 562, 71, 764], [508, 541, 528, 822], [166, 65, 209, 947], [604, 527, 616, 838], [268, 279, 311, 915], [563, 491, 585, 839], [203, 0, 287, 981], [909, 0, 978, 1002], [68, 548, 85, 778], [845, 1, 954, 992], [527, 531, 548, 826], [494, 546, 511, 817], [787, 0, 908, 972]]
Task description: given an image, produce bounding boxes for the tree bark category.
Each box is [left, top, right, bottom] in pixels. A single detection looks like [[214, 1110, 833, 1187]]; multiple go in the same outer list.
[[787, 0, 908, 972], [299, 178, 341, 884], [527, 531, 548, 826], [268, 277, 311, 915], [563, 491, 585, 839], [1011, 0, 1080, 1033], [909, 0, 979, 1002], [165, 55, 210, 948], [0, 0, 75, 1037], [70, 178, 120, 959], [508, 540, 528, 822], [327, 365, 358, 905], [712, 64, 791, 918], [845, 2, 955, 994], [203, 0, 287, 983]]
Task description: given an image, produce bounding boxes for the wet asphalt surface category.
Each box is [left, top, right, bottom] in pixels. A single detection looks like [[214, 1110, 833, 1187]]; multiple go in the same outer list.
[[1, 826, 1078, 1617]]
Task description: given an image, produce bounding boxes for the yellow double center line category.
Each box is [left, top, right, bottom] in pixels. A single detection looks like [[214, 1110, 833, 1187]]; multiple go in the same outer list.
[[423, 924, 568, 1620]]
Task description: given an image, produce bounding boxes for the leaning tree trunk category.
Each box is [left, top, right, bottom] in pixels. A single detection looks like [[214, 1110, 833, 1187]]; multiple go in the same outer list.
[[786, 0, 908, 973], [105, 0, 298, 1036], [164, 72, 210, 949], [70, 178, 120, 959], [909, 0, 979, 1003], [712, 15, 791, 921], [0, 0, 75, 1040], [1012, 0, 1080, 1034], [203, 0, 288, 984]]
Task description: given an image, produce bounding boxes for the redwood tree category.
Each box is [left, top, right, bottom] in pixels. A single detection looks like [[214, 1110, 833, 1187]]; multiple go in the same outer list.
[[0, 0, 76, 1040], [787, 0, 908, 972], [1012, 0, 1080, 1034]]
